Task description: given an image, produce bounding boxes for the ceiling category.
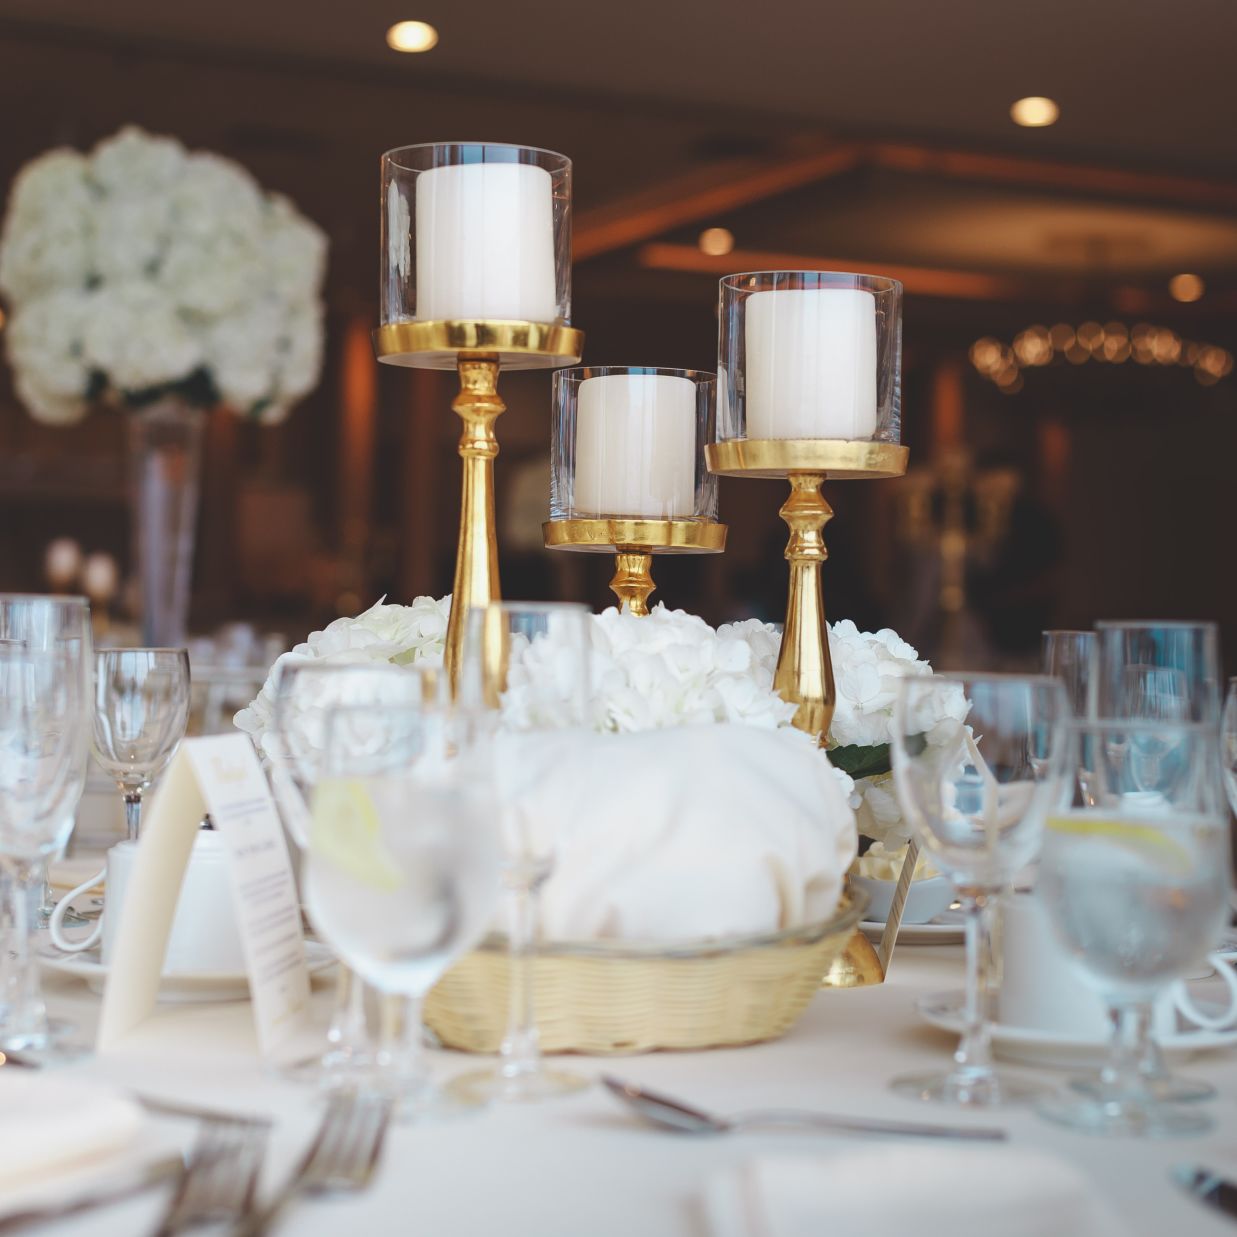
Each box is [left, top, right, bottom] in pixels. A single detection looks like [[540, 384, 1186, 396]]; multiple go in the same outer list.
[[2, 0, 1235, 174]]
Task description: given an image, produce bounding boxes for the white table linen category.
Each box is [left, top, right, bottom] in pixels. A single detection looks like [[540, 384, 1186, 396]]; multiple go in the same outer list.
[[22, 940, 1237, 1236]]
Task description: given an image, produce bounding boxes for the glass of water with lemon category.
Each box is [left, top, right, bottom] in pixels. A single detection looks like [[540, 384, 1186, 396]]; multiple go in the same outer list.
[[1037, 717, 1231, 1137], [306, 703, 504, 1118]]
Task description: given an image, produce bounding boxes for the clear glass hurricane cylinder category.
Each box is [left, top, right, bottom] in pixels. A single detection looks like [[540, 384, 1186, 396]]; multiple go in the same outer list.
[[380, 142, 573, 329], [550, 366, 718, 523], [717, 271, 902, 444]]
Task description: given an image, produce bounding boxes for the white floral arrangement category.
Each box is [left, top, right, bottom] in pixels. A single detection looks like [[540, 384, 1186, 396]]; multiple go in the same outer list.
[[235, 595, 449, 759], [0, 126, 327, 426]]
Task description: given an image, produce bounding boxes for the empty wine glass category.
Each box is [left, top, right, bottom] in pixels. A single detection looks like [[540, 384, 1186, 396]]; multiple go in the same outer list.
[[0, 641, 88, 1052], [451, 601, 593, 1104], [93, 648, 192, 840], [1223, 678, 1237, 817], [266, 659, 445, 1087], [1042, 630, 1097, 803], [305, 702, 502, 1118], [891, 673, 1069, 1107], [1037, 718, 1230, 1137]]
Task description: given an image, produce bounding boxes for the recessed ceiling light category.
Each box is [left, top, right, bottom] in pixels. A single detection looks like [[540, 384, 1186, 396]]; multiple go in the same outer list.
[[1169, 273, 1205, 303], [698, 227, 735, 257], [386, 20, 439, 53], [1010, 96, 1059, 127]]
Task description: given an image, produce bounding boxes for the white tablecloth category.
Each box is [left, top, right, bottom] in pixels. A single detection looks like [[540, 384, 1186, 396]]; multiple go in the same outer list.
[[27, 940, 1237, 1236]]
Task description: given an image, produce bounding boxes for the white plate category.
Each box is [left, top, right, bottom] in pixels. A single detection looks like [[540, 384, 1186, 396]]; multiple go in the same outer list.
[[860, 910, 965, 946], [916, 989, 1237, 1069], [39, 940, 336, 1004]]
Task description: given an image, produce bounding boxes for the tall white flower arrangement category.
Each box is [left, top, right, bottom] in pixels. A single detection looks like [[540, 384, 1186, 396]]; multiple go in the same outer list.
[[0, 126, 327, 426]]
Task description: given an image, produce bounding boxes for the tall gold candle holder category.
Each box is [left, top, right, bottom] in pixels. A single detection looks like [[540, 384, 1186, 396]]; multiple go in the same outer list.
[[376, 144, 582, 691], [544, 365, 723, 613]]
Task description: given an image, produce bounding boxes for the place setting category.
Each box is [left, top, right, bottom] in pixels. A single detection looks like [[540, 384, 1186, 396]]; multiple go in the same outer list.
[[0, 85, 1234, 1237]]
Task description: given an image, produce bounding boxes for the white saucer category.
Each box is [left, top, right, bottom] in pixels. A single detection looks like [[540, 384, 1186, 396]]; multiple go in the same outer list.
[[860, 909, 966, 947], [916, 989, 1237, 1069], [39, 940, 336, 1004]]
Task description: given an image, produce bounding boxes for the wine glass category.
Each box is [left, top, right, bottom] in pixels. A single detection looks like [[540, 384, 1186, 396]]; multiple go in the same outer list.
[[1223, 678, 1237, 817], [0, 595, 91, 1052], [1092, 620, 1221, 1104], [305, 702, 502, 1118], [451, 601, 593, 1103], [0, 641, 88, 1052], [92, 649, 191, 840], [266, 659, 445, 1086], [891, 673, 1069, 1106], [1042, 630, 1096, 803], [1037, 718, 1230, 1137]]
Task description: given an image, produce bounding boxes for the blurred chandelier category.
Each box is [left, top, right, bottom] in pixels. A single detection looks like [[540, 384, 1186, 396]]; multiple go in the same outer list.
[[970, 322, 1233, 394]]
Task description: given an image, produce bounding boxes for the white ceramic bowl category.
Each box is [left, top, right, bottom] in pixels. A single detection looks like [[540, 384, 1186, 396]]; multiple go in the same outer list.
[[851, 873, 954, 925]]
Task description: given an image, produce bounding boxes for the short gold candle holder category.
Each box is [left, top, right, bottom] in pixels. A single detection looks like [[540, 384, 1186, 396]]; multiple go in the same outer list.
[[375, 319, 584, 690], [706, 438, 908, 739], [542, 518, 727, 615]]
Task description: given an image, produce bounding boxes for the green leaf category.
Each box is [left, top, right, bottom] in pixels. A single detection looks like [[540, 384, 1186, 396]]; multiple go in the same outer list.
[[826, 743, 892, 780]]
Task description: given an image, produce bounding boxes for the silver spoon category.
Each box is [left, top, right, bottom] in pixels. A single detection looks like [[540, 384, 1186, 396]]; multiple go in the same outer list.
[[602, 1076, 1007, 1141]]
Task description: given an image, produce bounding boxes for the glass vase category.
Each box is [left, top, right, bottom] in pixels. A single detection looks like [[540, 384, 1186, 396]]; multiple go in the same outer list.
[[128, 399, 205, 647]]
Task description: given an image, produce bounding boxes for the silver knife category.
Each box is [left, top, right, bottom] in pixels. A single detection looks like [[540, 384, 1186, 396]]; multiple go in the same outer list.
[[1173, 1164, 1237, 1222]]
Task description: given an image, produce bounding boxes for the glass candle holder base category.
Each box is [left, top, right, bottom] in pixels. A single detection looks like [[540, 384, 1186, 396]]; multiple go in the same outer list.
[[891, 1068, 1048, 1109]]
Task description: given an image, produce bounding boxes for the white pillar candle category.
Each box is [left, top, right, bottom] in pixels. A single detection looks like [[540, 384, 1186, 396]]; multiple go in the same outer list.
[[744, 288, 877, 439], [414, 162, 557, 322], [573, 374, 696, 519]]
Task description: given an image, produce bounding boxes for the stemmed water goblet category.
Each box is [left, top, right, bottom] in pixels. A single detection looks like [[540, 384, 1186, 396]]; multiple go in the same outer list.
[[304, 701, 503, 1118], [1091, 619, 1221, 1104], [451, 601, 594, 1104], [265, 659, 445, 1087], [1037, 717, 1230, 1137], [890, 673, 1070, 1107], [0, 640, 89, 1052], [92, 648, 192, 841]]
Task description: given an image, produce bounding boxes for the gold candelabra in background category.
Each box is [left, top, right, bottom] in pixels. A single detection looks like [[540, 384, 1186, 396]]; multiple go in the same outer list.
[[374, 319, 583, 690]]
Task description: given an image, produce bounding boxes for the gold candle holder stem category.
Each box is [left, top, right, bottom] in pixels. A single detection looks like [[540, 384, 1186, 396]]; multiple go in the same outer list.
[[444, 354, 505, 693], [776, 473, 836, 740], [610, 548, 656, 615]]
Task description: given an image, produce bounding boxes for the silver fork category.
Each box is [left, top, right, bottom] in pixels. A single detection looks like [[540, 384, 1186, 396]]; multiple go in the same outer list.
[[232, 1091, 392, 1236], [152, 1117, 268, 1236]]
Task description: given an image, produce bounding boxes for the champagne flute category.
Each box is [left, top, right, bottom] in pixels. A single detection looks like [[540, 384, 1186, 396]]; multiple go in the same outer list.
[[1042, 630, 1096, 803], [266, 659, 444, 1087], [451, 601, 593, 1103], [891, 673, 1069, 1106], [92, 649, 191, 840], [1037, 718, 1230, 1137], [305, 702, 502, 1118]]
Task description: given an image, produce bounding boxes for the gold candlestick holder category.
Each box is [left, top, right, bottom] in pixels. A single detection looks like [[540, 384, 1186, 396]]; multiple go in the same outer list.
[[706, 439, 908, 739], [542, 518, 727, 614], [375, 319, 583, 690]]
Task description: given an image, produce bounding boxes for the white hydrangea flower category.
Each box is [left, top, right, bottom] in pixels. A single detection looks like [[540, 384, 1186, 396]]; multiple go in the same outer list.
[[83, 281, 203, 392], [235, 595, 450, 758], [0, 126, 326, 427]]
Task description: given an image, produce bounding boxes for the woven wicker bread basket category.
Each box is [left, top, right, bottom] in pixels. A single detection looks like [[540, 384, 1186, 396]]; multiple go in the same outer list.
[[424, 888, 867, 1055]]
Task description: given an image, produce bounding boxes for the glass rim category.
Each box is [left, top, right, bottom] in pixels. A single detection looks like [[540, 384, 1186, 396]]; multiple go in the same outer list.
[[1065, 716, 1220, 734], [381, 141, 571, 172], [0, 593, 90, 607], [899, 671, 1066, 690], [1042, 629, 1095, 638], [471, 601, 591, 616], [1094, 619, 1219, 632], [718, 270, 902, 294], [96, 646, 189, 657], [554, 365, 715, 383]]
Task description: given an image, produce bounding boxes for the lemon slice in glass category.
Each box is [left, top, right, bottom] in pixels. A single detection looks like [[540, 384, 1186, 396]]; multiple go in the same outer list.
[[311, 779, 403, 892], [1046, 814, 1193, 876]]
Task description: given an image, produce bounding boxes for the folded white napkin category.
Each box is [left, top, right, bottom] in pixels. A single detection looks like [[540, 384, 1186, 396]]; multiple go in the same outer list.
[[494, 724, 856, 942], [0, 1073, 145, 1186], [705, 1147, 1130, 1237]]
